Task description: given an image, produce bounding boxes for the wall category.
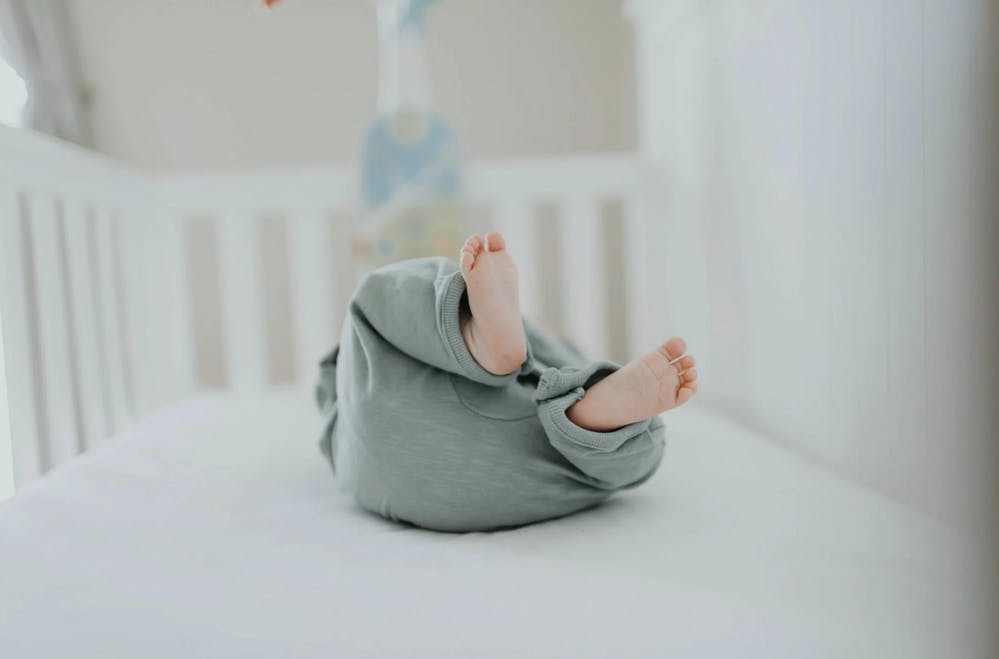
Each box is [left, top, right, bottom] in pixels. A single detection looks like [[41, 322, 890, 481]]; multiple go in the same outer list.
[[630, 0, 998, 531], [68, 0, 636, 170], [66, 0, 638, 393]]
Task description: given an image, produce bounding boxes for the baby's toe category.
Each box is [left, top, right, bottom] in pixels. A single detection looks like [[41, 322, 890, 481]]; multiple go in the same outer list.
[[459, 251, 474, 274], [661, 337, 687, 363], [460, 235, 483, 274], [676, 382, 697, 406], [676, 355, 695, 371], [462, 234, 483, 255], [484, 231, 506, 252]]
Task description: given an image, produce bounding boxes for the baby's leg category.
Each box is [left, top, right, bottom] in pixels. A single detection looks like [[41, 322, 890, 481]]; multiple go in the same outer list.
[[454, 229, 698, 427], [458, 232, 527, 375], [535, 361, 668, 491], [567, 338, 698, 432], [347, 256, 520, 386]]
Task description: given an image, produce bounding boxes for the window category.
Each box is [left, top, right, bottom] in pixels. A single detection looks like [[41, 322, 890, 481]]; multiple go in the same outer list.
[[0, 52, 26, 127]]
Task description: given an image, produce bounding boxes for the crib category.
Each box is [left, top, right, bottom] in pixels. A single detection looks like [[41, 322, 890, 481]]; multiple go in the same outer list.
[[0, 125, 666, 493], [0, 124, 985, 657]]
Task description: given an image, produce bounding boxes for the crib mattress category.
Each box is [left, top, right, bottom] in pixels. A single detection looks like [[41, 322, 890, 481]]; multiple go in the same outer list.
[[0, 391, 983, 658]]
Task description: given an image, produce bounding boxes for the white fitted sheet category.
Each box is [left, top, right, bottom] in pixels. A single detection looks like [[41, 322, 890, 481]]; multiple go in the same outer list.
[[0, 391, 983, 658]]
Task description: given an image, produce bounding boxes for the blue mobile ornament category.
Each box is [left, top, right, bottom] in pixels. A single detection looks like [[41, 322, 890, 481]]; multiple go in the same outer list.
[[357, 0, 465, 266]]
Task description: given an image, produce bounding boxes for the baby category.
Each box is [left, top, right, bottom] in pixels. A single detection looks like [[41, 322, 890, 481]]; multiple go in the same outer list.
[[315, 231, 698, 532]]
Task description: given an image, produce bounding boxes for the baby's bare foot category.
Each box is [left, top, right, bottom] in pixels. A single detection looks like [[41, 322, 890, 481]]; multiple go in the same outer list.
[[459, 232, 527, 375], [567, 337, 698, 432]]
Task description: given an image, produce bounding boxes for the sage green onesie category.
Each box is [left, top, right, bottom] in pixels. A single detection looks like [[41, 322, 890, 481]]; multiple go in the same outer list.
[[316, 257, 666, 532]]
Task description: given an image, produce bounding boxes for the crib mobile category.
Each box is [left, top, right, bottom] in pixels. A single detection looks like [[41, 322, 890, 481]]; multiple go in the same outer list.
[[265, 0, 466, 268]]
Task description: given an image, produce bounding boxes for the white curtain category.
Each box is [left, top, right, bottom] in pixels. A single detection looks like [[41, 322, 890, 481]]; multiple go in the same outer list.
[[0, 0, 91, 145]]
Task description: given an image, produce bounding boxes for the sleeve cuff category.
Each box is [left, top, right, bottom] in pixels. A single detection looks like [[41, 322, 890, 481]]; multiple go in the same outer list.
[[435, 269, 522, 387]]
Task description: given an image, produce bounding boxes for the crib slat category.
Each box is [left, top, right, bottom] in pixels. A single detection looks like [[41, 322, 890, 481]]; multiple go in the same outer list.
[[155, 209, 198, 400], [26, 195, 79, 467], [0, 318, 14, 500], [289, 209, 334, 385], [329, 209, 356, 333], [108, 210, 136, 416], [93, 209, 131, 432], [561, 197, 607, 359], [63, 202, 110, 447], [495, 198, 542, 323], [0, 186, 42, 488], [114, 208, 149, 415], [219, 211, 266, 389], [129, 206, 197, 406], [118, 204, 194, 415], [621, 189, 655, 359]]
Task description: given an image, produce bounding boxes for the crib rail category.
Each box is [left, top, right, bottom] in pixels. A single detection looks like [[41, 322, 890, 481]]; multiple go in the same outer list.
[[0, 126, 660, 496], [157, 155, 659, 390]]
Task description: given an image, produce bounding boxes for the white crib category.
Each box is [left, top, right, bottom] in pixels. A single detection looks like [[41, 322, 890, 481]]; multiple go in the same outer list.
[[0, 126, 985, 658], [0, 125, 664, 497]]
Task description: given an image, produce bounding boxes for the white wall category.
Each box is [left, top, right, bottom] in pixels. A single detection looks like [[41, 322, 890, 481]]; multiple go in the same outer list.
[[633, 0, 999, 523], [69, 0, 636, 170], [630, 0, 998, 530]]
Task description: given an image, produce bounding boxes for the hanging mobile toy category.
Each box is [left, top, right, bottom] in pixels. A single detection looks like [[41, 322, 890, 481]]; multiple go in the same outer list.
[[357, 0, 464, 266], [262, 0, 466, 268]]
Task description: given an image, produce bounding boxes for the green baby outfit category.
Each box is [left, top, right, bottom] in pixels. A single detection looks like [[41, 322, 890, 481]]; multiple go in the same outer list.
[[316, 257, 666, 532]]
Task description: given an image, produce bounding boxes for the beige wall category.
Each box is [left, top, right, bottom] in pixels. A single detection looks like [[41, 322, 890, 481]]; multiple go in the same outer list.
[[69, 0, 636, 170]]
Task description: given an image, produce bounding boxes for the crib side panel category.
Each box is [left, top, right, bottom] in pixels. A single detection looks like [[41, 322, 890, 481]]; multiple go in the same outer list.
[[0, 128, 187, 497]]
